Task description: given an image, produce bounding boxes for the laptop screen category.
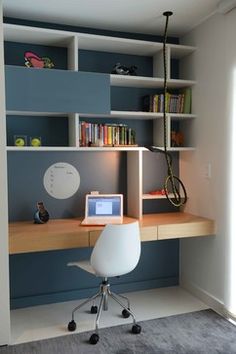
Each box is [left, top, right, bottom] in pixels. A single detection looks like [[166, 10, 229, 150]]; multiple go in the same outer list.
[[87, 195, 122, 217]]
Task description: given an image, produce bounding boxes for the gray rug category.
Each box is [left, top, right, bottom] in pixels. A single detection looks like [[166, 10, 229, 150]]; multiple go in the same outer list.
[[0, 310, 236, 354]]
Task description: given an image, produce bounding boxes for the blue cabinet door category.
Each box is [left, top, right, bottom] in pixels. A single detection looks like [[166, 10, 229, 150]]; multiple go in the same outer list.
[[5, 65, 110, 114]]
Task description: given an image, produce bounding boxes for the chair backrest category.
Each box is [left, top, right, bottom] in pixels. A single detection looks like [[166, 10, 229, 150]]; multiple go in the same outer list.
[[90, 221, 141, 278]]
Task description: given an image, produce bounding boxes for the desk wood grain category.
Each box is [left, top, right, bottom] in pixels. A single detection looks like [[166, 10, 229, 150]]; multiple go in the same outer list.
[[9, 213, 215, 254], [9, 219, 89, 254]]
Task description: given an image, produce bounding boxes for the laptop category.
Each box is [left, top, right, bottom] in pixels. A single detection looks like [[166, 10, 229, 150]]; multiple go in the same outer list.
[[81, 194, 123, 226]]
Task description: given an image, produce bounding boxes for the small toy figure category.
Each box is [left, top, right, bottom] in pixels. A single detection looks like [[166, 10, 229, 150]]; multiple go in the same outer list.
[[171, 131, 184, 147], [24, 51, 54, 69], [111, 63, 137, 76], [34, 201, 49, 224], [149, 189, 166, 195]]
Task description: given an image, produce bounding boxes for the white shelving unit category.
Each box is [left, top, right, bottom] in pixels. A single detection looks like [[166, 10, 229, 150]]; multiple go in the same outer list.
[[4, 22, 196, 152], [4, 22, 196, 218], [4, 23, 195, 55]]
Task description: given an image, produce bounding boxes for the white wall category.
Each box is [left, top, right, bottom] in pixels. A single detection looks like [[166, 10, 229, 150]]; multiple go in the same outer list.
[[179, 9, 236, 316], [223, 7, 236, 318], [0, 0, 11, 345]]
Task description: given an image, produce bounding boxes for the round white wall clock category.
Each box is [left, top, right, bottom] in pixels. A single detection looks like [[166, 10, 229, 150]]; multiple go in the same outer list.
[[43, 162, 80, 199]]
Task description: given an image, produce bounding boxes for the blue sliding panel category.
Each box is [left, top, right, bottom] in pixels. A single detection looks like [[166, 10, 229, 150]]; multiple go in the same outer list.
[[5, 65, 110, 114]]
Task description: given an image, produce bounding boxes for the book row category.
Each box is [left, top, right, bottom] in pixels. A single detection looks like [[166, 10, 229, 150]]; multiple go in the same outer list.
[[143, 88, 191, 114], [79, 122, 136, 147]]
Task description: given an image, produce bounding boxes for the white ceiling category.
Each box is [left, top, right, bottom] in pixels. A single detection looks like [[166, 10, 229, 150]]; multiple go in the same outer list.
[[3, 0, 221, 36]]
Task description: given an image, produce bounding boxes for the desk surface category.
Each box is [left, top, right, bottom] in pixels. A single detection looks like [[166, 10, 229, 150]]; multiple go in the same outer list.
[[9, 212, 215, 255]]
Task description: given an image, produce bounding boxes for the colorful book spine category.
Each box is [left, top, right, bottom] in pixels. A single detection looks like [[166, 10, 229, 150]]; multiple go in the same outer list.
[[142, 90, 191, 114], [79, 121, 137, 147], [107, 126, 112, 145]]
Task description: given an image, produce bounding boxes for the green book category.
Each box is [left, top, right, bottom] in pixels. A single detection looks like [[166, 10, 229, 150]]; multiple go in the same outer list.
[[182, 88, 191, 114]]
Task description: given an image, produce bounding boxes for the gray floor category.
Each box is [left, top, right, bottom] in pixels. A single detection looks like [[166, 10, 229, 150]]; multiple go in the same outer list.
[[1, 310, 236, 354]]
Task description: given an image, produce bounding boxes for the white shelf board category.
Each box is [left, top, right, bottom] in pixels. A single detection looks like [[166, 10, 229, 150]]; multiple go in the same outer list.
[[7, 147, 78, 152], [77, 146, 146, 151], [150, 146, 196, 152], [170, 113, 197, 120], [4, 23, 196, 57], [167, 79, 196, 88], [142, 193, 185, 200], [80, 111, 163, 120], [6, 111, 196, 120], [79, 111, 197, 120], [7, 146, 147, 152], [6, 145, 194, 153], [168, 147, 196, 151], [111, 75, 196, 88], [111, 75, 163, 88], [143, 193, 167, 200], [4, 23, 73, 46], [6, 111, 67, 117], [77, 32, 163, 55], [169, 44, 196, 58], [110, 111, 162, 119]]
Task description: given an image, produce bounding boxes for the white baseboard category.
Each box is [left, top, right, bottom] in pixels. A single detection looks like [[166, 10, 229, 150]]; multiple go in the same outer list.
[[181, 279, 236, 324], [180, 277, 226, 318]]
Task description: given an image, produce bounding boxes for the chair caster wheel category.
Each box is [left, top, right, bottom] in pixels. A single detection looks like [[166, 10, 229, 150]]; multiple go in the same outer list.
[[91, 305, 98, 314], [89, 333, 99, 344], [132, 324, 141, 334], [122, 308, 130, 318], [67, 320, 76, 332]]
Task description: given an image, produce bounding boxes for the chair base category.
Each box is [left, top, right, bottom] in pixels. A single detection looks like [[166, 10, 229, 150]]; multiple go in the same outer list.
[[67, 278, 141, 344]]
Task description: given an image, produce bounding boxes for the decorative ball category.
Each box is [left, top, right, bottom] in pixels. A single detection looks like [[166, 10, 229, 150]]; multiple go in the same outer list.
[[15, 138, 25, 146], [31, 138, 41, 147]]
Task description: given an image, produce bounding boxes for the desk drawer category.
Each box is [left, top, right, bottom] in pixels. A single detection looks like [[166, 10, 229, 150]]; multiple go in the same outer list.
[[9, 231, 89, 254], [157, 220, 215, 240], [89, 231, 102, 247], [89, 227, 157, 247]]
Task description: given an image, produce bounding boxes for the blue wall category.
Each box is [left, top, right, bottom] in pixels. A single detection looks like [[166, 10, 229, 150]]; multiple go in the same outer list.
[[4, 41, 67, 69], [7, 152, 179, 221], [10, 240, 179, 309], [8, 151, 179, 309], [7, 115, 69, 147], [5, 18, 180, 309]]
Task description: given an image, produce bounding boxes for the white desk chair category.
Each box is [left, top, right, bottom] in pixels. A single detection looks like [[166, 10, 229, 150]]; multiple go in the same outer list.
[[67, 221, 141, 345]]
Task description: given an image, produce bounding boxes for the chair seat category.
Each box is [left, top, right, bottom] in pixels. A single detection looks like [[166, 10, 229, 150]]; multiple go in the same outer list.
[[67, 260, 96, 275]]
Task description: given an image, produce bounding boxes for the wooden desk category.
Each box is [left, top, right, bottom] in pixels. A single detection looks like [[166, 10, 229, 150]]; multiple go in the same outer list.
[[9, 212, 215, 255]]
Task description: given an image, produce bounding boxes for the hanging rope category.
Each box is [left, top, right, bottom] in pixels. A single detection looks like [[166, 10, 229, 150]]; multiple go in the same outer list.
[[149, 12, 187, 207]]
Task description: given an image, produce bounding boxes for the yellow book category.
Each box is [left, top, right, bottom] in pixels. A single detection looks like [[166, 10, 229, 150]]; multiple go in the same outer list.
[[107, 126, 112, 145]]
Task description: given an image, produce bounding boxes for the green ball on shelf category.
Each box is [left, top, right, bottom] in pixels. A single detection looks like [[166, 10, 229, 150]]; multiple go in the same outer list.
[[31, 138, 41, 147], [15, 138, 25, 147]]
